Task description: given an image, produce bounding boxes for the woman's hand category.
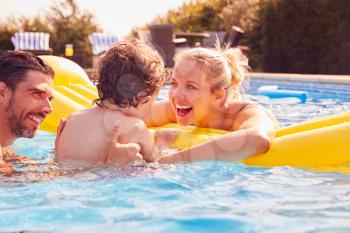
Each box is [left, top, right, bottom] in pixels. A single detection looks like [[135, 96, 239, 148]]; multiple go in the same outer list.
[[155, 153, 175, 164], [154, 129, 181, 149], [152, 129, 182, 162]]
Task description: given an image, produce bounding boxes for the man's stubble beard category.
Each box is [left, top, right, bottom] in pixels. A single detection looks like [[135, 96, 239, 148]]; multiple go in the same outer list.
[[5, 95, 36, 138]]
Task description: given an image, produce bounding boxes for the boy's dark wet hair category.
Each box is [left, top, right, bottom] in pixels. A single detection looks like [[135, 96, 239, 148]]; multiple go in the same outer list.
[[93, 39, 168, 108], [0, 51, 55, 90]]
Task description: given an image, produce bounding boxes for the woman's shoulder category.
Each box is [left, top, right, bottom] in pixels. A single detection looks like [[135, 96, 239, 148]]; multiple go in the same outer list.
[[229, 101, 278, 130], [226, 100, 261, 115], [230, 100, 268, 112]]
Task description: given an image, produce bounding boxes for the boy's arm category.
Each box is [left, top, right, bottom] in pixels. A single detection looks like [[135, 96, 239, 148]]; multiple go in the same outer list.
[[54, 118, 66, 155]]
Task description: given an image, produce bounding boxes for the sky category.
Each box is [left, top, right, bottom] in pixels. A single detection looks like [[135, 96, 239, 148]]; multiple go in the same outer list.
[[0, 0, 188, 37]]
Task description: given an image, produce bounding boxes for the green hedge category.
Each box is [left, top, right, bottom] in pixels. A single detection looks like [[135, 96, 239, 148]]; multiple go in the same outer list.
[[257, 0, 350, 74]]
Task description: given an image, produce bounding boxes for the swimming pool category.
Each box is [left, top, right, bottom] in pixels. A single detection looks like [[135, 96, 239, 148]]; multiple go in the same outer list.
[[3, 78, 350, 232]]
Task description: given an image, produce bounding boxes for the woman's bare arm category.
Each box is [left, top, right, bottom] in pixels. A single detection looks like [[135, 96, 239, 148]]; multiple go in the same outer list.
[[157, 104, 278, 163], [143, 100, 176, 127], [233, 104, 278, 140]]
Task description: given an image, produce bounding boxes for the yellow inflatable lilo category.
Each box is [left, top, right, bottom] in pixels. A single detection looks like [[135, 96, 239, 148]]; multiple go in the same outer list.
[[40, 56, 350, 173]]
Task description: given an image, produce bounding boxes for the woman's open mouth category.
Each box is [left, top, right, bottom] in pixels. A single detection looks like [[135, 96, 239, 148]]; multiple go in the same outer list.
[[176, 105, 193, 117]]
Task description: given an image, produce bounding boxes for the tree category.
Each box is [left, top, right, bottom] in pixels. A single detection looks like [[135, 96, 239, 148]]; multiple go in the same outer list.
[[152, 0, 226, 32], [46, 0, 102, 67], [219, 0, 263, 32], [259, 0, 350, 74], [0, 0, 101, 67]]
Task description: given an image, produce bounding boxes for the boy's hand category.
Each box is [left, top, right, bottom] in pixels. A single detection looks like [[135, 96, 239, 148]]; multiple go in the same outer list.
[[103, 125, 144, 165]]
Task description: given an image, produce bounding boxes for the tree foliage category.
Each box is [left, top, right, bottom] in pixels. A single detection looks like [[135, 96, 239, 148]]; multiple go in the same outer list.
[[47, 0, 101, 63], [0, 0, 101, 67], [153, 0, 261, 33], [219, 0, 262, 32], [1, 0, 349, 73], [151, 0, 350, 74], [259, 0, 350, 74], [153, 0, 226, 32]]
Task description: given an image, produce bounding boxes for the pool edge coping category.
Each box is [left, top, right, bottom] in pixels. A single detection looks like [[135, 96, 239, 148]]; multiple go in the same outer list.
[[247, 72, 350, 85]]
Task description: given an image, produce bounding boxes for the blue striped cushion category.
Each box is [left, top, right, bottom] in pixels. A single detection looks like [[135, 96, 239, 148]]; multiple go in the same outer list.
[[89, 33, 119, 55], [11, 32, 50, 50]]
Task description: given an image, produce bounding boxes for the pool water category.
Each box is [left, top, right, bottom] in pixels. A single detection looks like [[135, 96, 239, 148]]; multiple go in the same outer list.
[[2, 79, 350, 232]]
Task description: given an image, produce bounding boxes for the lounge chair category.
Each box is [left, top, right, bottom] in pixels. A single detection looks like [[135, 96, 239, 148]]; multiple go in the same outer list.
[[136, 30, 152, 44], [89, 32, 119, 56], [202, 31, 226, 48], [228, 26, 249, 55], [149, 24, 187, 67], [229, 26, 244, 47], [11, 32, 52, 55], [89, 32, 119, 68]]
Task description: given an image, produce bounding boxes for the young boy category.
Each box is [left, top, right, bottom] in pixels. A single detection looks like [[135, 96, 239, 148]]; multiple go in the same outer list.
[[55, 40, 167, 165]]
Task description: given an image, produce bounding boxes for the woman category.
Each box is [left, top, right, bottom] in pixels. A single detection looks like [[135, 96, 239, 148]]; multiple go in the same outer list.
[[144, 45, 278, 163]]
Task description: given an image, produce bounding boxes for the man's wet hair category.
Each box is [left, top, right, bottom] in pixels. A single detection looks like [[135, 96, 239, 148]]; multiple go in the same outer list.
[[93, 39, 168, 108], [0, 51, 55, 90]]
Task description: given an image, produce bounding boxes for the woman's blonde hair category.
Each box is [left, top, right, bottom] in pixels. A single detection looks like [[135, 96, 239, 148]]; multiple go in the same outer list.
[[174, 42, 249, 103]]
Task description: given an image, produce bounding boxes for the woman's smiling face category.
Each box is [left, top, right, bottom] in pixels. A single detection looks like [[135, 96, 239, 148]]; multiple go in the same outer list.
[[168, 58, 219, 126]]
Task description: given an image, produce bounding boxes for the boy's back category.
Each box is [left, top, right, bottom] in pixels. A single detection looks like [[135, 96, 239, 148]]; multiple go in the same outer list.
[[55, 39, 167, 165], [56, 106, 152, 163]]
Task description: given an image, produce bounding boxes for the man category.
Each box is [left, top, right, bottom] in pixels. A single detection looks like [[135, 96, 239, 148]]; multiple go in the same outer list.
[[0, 51, 141, 165], [0, 51, 54, 147]]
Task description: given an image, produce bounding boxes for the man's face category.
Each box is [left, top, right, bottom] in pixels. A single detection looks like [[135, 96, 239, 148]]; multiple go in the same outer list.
[[4, 71, 53, 138]]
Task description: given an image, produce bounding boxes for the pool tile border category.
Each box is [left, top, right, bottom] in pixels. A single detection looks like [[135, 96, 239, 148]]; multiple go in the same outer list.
[[247, 73, 350, 101], [247, 72, 350, 85]]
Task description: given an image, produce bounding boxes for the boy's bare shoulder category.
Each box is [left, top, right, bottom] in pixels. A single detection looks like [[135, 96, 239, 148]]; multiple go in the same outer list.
[[123, 116, 148, 131], [67, 107, 97, 121], [119, 116, 149, 138]]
